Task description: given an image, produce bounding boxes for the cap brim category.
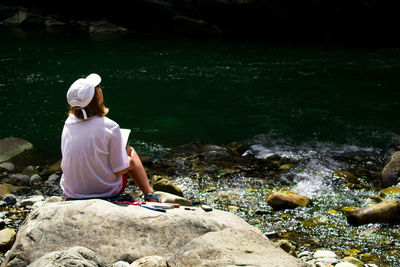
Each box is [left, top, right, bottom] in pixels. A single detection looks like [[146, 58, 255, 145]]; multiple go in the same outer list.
[[85, 73, 101, 87]]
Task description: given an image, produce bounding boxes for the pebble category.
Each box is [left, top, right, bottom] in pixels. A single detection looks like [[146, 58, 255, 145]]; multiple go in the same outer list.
[[48, 173, 60, 182], [9, 174, 30, 185], [201, 204, 213, 212], [0, 228, 16, 249], [111, 261, 130, 267], [3, 194, 17, 205], [314, 250, 338, 259], [29, 174, 42, 185], [335, 262, 358, 267], [0, 162, 14, 172]]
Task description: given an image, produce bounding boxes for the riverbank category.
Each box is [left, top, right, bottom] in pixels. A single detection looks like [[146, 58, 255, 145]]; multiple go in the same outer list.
[[0, 137, 399, 266]]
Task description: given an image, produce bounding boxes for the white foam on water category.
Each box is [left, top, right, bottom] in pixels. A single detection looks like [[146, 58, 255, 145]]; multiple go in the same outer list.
[[247, 133, 382, 198]]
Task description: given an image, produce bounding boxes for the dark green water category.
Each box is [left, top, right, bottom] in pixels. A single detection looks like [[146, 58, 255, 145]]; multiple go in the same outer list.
[[2, 28, 400, 160], [2, 28, 400, 265]]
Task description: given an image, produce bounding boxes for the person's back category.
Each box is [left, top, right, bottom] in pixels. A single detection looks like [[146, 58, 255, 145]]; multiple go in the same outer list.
[[61, 115, 129, 199]]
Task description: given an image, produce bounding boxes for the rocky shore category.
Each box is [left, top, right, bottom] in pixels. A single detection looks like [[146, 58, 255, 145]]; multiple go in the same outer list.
[[0, 136, 399, 266], [1, 1, 400, 42]]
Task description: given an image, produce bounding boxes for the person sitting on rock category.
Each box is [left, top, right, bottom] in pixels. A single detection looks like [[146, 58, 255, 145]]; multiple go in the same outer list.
[[60, 73, 160, 202]]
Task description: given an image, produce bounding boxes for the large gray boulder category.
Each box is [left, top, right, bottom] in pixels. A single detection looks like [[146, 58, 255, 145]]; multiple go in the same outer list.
[[2, 199, 306, 267], [0, 137, 33, 163]]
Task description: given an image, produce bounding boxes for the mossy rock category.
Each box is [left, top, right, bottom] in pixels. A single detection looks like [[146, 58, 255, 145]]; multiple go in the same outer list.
[[152, 177, 183, 197], [279, 164, 295, 170], [380, 186, 400, 197], [333, 170, 359, 184], [267, 191, 312, 210]]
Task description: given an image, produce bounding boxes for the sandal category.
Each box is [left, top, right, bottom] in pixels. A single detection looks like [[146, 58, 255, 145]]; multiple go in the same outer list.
[[144, 193, 161, 202]]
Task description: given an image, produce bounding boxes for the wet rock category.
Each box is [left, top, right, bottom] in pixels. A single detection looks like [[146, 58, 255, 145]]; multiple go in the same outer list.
[[29, 174, 42, 185], [3, 194, 17, 205], [2, 199, 306, 266], [0, 162, 14, 172], [151, 176, 183, 197], [169, 141, 207, 154], [28, 246, 108, 267], [267, 191, 312, 210], [47, 173, 60, 183], [332, 170, 359, 184], [155, 191, 192, 206], [379, 186, 400, 197], [139, 155, 153, 166], [347, 199, 400, 226], [343, 256, 365, 267], [131, 255, 169, 267], [0, 137, 33, 163], [9, 173, 30, 185], [0, 228, 16, 251], [277, 239, 296, 256], [381, 151, 400, 187], [44, 159, 61, 175], [0, 184, 21, 198], [22, 165, 37, 176], [89, 20, 128, 35]]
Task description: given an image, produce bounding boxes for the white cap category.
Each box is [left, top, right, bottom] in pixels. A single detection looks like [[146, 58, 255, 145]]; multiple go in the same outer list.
[[66, 73, 101, 119]]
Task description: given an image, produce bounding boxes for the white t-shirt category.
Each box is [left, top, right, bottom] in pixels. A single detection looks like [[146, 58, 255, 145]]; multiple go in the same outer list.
[[60, 114, 130, 198]]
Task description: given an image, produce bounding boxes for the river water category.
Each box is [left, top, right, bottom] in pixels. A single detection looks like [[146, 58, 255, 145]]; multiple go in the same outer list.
[[1, 28, 400, 265]]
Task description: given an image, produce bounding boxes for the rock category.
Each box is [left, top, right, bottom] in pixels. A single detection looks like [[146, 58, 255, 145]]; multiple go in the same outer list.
[[314, 250, 338, 259], [381, 151, 400, 187], [3, 194, 17, 205], [332, 170, 359, 184], [29, 174, 42, 185], [151, 177, 183, 197], [336, 262, 358, 267], [0, 228, 16, 251], [169, 227, 306, 266], [1, 199, 306, 266], [267, 191, 312, 210], [0, 185, 11, 199], [277, 239, 296, 256], [45, 159, 61, 174], [343, 256, 365, 267], [22, 166, 36, 176], [9, 173, 30, 185], [0, 137, 33, 163], [379, 186, 400, 197], [347, 199, 400, 226], [155, 191, 192, 206], [4, 258, 27, 267], [112, 261, 130, 267], [0, 184, 21, 198], [28, 246, 109, 267], [0, 162, 14, 172], [139, 155, 153, 166], [89, 20, 128, 35], [47, 173, 60, 182], [19, 195, 44, 208], [131, 256, 169, 267], [169, 141, 207, 154]]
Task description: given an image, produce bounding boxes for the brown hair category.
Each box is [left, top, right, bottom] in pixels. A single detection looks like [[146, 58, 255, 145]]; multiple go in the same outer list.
[[69, 87, 109, 119]]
